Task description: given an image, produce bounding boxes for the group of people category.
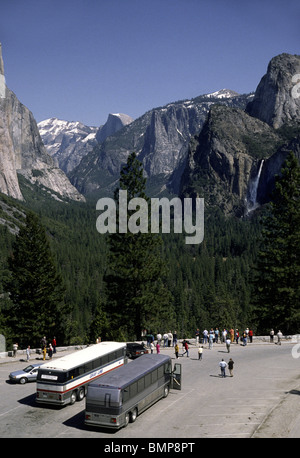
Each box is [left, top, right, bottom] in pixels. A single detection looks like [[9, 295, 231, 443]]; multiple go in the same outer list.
[[12, 337, 57, 361], [39, 336, 57, 361], [197, 327, 254, 346], [155, 331, 178, 348], [219, 358, 234, 377]]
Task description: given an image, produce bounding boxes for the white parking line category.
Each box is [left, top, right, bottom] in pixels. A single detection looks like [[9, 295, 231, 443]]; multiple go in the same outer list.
[[0, 406, 22, 417]]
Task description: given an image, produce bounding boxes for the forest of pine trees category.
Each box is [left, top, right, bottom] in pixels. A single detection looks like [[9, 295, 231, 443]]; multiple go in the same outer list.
[[0, 152, 299, 347]]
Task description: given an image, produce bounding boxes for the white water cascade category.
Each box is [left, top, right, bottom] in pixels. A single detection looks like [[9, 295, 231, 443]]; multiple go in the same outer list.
[[246, 159, 264, 214]]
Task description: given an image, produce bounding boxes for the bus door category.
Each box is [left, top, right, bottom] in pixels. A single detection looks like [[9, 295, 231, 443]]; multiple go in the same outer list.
[[171, 363, 182, 390]]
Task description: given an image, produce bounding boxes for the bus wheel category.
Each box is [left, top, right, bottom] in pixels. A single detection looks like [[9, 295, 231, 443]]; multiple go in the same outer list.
[[70, 391, 77, 405], [124, 412, 130, 427], [163, 385, 169, 398], [130, 408, 138, 423], [77, 387, 85, 401]]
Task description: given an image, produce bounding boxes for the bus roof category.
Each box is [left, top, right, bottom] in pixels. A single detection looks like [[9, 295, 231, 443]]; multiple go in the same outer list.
[[39, 342, 126, 372], [89, 354, 171, 390]]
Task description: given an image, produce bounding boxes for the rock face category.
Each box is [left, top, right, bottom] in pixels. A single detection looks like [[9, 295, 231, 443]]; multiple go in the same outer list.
[[180, 105, 281, 215], [246, 53, 300, 128], [180, 53, 300, 215], [69, 91, 251, 197], [95, 113, 133, 143], [0, 44, 85, 202]]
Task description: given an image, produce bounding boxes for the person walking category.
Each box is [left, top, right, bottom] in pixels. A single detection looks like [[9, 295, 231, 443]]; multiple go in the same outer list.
[[277, 330, 283, 345], [183, 341, 189, 357], [198, 346, 203, 360], [226, 337, 231, 353], [48, 343, 53, 359], [52, 336, 57, 354], [175, 343, 179, 359], [209, 331, 214, 349], [235, 329, 239, 344], [219, 359, 227, 377], [26, 345, 31, 362], [12, 342, 18, 358], [173, 331, 178, 347], [228, 358, 234, 377], [42, 345, 47, 361], [270, 329, 274, 343], [168, 331, 173, 347], [156, 342, 160, 354], [215, 328, 219, 343]]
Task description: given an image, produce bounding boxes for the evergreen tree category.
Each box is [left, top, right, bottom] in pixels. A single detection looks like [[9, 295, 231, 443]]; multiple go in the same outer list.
[[253, 152, 300, 333], [104, 152, 172, 340], [4, 211, 67, 346]]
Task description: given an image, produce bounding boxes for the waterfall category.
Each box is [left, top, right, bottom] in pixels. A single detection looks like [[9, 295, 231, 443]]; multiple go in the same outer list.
[[246, 159, 264, 213]]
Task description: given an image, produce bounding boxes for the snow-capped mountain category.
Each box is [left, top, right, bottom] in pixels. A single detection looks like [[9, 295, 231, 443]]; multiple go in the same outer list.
[[205, 89, 240, 99], [38, 118, 98, 174], [38, 113, 134, 175]]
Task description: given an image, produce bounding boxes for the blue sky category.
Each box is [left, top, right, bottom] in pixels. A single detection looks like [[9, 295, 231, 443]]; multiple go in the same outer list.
[[1, 0, 299, 127]]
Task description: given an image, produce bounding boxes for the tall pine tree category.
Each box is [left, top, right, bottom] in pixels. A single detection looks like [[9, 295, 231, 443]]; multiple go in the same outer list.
[[5, 211, 67, 346], [253, 152, 300, 333], [104, 152, 172, 341]]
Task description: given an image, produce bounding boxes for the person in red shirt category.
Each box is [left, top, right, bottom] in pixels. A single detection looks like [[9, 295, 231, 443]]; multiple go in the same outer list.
[[249, 329, 253, 343]]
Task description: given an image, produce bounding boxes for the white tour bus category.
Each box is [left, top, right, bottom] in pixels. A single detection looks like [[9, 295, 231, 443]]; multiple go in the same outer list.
[[36, 342, 127, 406], [85, 353, 182, 429]]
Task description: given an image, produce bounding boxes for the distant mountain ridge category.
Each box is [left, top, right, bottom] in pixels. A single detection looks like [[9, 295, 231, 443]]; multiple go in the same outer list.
[[38, 113, 133, 175], [66, 90, 252, 197]]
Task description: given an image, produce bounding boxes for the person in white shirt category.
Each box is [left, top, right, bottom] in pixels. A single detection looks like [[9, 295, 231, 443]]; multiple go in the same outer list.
[[219, 359, 227, 377]]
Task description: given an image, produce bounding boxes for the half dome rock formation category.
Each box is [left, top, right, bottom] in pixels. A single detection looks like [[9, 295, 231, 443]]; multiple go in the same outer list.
[[0, 44, 85, 202]]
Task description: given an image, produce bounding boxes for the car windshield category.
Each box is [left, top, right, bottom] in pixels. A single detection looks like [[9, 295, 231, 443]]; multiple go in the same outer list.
[[23, 365, 35, 373]]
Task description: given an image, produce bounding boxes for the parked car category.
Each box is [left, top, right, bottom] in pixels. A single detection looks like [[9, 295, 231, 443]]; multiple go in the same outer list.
[[126, 343, 149, 359], [9, 363, 43, 384]]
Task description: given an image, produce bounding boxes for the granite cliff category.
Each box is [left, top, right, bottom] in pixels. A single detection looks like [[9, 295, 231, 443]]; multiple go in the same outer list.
[[0, 44, 84, 202], [180, 53, 300, 215]]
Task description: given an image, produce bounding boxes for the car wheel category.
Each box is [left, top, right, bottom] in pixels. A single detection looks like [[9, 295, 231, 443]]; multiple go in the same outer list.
[[163, 385, 169, 398], [70, 391, 77, 405], [130, 408, 138, 423], [77, 388, 85, 401], [19, 377, 27, 384], [124, 412, 130, 427]]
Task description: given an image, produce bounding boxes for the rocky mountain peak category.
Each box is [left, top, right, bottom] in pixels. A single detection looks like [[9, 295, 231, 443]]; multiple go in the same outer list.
[[246, 53, 300, 128], [96, 112, 133, 143]]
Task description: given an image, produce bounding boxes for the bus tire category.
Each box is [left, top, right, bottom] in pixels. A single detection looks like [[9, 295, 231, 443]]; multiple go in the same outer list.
[[124, 412, 130, 427], [130, 408, 138, 423], [70, 391, 77, 405], [163, 385, 169, 398], [77, 387, 85, 401]]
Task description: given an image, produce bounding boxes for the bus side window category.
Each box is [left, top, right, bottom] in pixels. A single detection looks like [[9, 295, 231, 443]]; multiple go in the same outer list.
[[130, 382, 138, 398], [123, 388, 129, 403], [85, 361, 93, 373], [151, 369, 158, 383], [158, 365, 164, 379], [102, 354, 108, 365], [145, 373, 151, 388], [138, 377, 144, 392]]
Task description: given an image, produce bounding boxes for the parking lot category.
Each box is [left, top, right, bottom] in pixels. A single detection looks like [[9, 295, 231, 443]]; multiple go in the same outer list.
[[0, 341, 299, 439]]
